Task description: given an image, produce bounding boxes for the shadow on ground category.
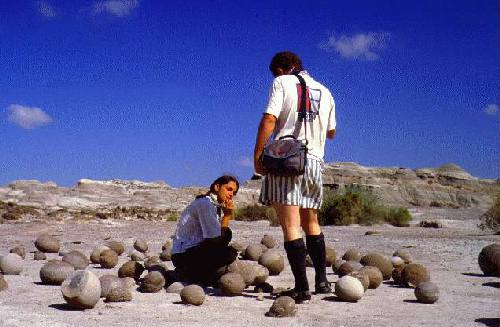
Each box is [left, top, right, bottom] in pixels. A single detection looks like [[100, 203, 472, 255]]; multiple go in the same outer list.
[[474, 318, 499, 327]]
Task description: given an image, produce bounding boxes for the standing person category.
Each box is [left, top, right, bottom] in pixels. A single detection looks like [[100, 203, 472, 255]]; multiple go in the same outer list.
[[253, 51, 336, 303], [171, 175, 239, 286]]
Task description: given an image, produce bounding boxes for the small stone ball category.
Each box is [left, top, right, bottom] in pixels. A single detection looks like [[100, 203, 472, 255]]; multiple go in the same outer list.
[[10, 246, 26, 259], [34, 251, 47, 261], [40, 260, 75, 285], [391, 265, 406, 285], [99, 249, 118, 269], [61, 270, 101, 309], [325, 246, 337, 266], [261, 234, 277, 249], [359, 266, 383, 289], [402, 263, 430, 288], [134, 239, 148, 253], [391, 256, 405, 268], [415, 281, 439, 304], [140, 271, 165, 293], [161, 240, 172, 252], [129, 250, 145, 261], [254, 265, 269, 285], [219, 272, 246, 296], [393, 249, 412, 264], [105, 287, 132, 302], [166, 282, 184, 294], [34, 234, 60, 253], [0, 274, 8, 291], [258, 249, 284, 276], [360, 253, 393, 280], [90, 245, 110, 264], [265, 296, 297, 317], [180, 284, 205, 305], [120, 277, 136, 289], [159, 249, 171, 261], [478, 243, 499, 277], [62, 251, 89, 270], [0, 253, 24, 275], [99, 274, 121, 298], [105, 240, 125, 256], [342, 248, 362, 262], [144, 256, 161, 269], [338, 261, 363, 277], [244, 244, 263, 261], [348, 271, 370, 291], [332, 259, 345, 273], [229, 242, 245, 253], [335, 275, 364, 302], [118, 261, 145, 281]]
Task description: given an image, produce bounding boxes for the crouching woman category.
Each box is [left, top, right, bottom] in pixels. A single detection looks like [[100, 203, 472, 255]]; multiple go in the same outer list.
[[171, 175, 239, 286]]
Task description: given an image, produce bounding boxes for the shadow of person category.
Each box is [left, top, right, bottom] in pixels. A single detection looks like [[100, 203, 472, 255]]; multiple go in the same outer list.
[[474, 318, 499, 327], [482, 281, 500, 288]]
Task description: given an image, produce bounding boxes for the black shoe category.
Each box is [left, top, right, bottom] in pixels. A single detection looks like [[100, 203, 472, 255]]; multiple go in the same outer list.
[[315, 281, 332, 294], [276, 288, 311, 304]]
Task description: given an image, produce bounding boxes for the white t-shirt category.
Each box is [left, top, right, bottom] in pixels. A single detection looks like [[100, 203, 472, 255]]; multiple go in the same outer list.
[[264, 71, 336, 160]]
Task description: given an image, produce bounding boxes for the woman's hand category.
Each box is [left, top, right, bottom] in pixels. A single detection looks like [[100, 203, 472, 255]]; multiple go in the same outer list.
[[222, 199, 236, 216]]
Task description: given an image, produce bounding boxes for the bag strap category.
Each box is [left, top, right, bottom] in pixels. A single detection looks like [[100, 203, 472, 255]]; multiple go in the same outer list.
[[294, 73, 308, 146]]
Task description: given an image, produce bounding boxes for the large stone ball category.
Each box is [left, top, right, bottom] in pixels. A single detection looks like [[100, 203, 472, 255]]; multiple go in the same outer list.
[[359, 266, 383, 289], [415, 281, 439, 304], [90, 246, 110, 264], [337, 261, 363, 277], [0, 274, 8, 291], [244, 244, 263, 261], [391, 265, 406, 285], [254, 265, 269, 285], [348, 271, 370, 291], [391, 256, 405, 268], [40, 260, 75, 285], [335, 276, 364, 302], [325, 246, 337, 266], [118, 261, 145, 281], [261, 234, 277, 249], [180, 284, 205, 305], [228, 260, 267, 286], [332, 259, 345, 273], [144, 256, 161, 269], [100, 249, 118, 269], [402, 263, 430, 288], [258, 249, 284, 276], [166, 282, 184, 294], [230, 242, 245, 253], [140, 271, 165, 293], [105, 240, 125, 256], [265, 296, 297, 317], [134, 239, 148, 253], [34, 251, 47, 261], [219, 272, 246, 296], [393, 249, 412, 264], [62, 251, 89, 270], [10, 246, 26, 259], [342, 248, 362, 262], [34, 234, 60, 253], [99, 274, 121, 298], [478, 243, 499, 277], [105, 287, 132, 302], [0, 253, 23, 275], [360, 253, 393, 280], [61, 270, 101, 309], [129, 250, 145, 262]]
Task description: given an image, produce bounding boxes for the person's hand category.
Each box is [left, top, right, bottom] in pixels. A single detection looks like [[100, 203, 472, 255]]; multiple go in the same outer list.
[[254, 156, 267, 175], [222, 199, 236, 216]]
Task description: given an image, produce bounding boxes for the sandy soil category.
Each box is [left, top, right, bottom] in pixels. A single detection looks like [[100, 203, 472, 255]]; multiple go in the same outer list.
[[0, 207, 498, 327]]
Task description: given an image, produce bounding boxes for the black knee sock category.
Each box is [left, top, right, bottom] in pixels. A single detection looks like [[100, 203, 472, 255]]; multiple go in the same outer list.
[[284, 238, 309, 292], [306, 233, 327, 285]]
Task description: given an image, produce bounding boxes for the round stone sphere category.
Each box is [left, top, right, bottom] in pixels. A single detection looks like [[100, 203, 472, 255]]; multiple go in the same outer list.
[[393, 249, 412, 264], [360, 253, 393, 280], [0, 253, 24, 275], [100, 249, 118, 269], [391, 265, 406, 285], [34, 234, 60, 253], [325, 246, 337, 266], [342, 248, 362, 262], [129, 249, 145, 261], [391, 256, 405, 268], [332, 259, 346, 273], [99, 274, 121, 298], [254, 265, 269, 285], [261, 234, 277, 249], [338, 261, 363, 277], [105, 287, 132, 302], [219, 272, 246, 296], [478, 243, 499, 277], [118, 261, 145, 281], [244, 244, 263, 261], [61, 270, 101, 309], [159, 249, 171, 261], [62, 251, 89, 270], [34, 251, 47, 261], [348, 271, 370, 290], [144, 256, 161, 269], [105, 240, 125, 256], [10, 246, 26, 259], [166, 282, 184, 294], [40, 260, 75, 285], [228, 260, 265, 286], [0, 274, 8, 291], [230, 241, 245, 253], [265, 296, 297, 317], [335, 275, 364, 302], [180, 284, 205, 305], [415, 281, 439, 304], [134, 239, 148, 253], [359, 266, 383, 289], [90, 246, 110, 264], [402, 263, 430, 288], [258, 249, 284, 276], [140, 271, 166, 293]]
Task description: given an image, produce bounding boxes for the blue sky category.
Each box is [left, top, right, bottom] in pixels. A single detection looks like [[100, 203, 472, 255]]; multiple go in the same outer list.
[[0, 0, 498, 187]]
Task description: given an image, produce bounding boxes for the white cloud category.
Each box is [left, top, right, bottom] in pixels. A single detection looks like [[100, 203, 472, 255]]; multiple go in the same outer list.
[[237, 156, 254, 168], [37, 1, 57, 18], [484, 104, 499, 115], [92, 0, 139, 17], [7, 104, 53, 129], [320, 32, 390, 61]]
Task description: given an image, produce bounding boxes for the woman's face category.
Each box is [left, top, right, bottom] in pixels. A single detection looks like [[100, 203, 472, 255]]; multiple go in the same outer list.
[[214, 181, 238, 204]]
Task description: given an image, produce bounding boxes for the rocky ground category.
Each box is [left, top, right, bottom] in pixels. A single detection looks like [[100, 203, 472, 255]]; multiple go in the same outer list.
[[0, 207, 498, 327]]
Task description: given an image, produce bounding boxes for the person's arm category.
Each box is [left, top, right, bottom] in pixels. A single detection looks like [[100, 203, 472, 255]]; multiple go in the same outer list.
[[254, 113, 277, 175], [326, 93, 336, 140], [327, 129, 336, 139], [220, 199, 235, 228]]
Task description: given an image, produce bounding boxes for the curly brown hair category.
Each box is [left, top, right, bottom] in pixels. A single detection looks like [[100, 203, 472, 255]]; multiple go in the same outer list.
[[269, 51, 303, 76]]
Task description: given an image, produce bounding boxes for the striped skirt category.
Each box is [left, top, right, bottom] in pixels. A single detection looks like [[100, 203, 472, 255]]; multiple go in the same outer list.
[[259, 157, 324, 209]]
